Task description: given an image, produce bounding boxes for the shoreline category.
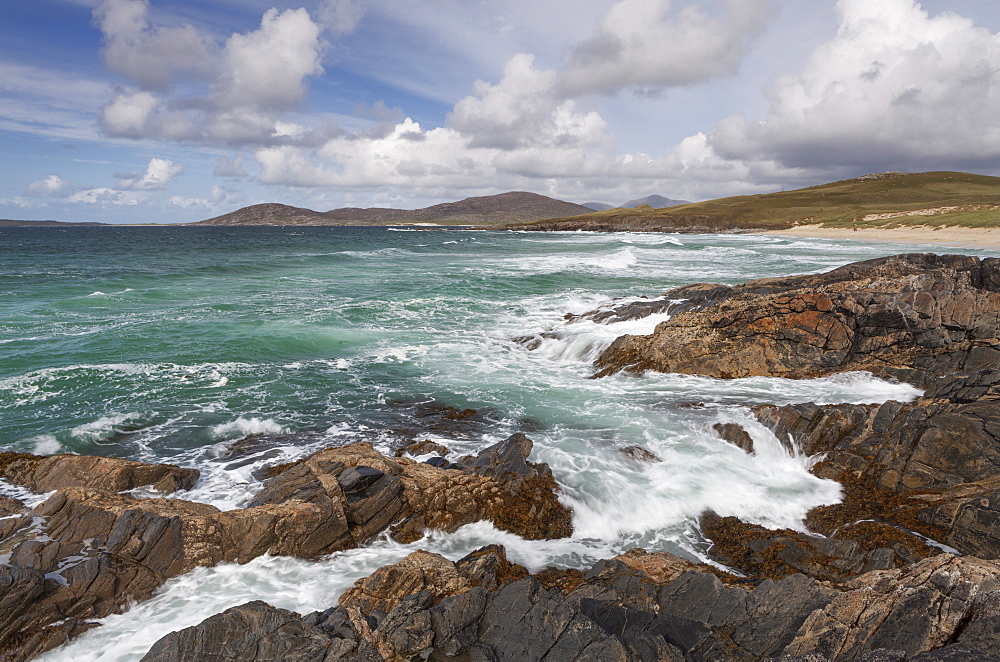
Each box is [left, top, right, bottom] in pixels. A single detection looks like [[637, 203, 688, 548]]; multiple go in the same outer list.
[[761, 224, 1000, 249]]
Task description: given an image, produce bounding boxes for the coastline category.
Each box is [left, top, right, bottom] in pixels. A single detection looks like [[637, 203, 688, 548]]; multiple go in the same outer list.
[[761, 224, 1000, 249]]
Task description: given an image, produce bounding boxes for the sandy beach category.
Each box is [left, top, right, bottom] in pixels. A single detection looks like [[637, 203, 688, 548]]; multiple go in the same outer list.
[[761, 225, 1000, 250]]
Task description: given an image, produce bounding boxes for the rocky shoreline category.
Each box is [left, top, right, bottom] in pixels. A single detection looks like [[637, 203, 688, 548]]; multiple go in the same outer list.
[[3, 253, 1000, 660]]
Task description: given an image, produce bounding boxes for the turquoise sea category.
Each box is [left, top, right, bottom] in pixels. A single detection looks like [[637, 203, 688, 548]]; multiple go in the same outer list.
[[3, 226, 996, 660]]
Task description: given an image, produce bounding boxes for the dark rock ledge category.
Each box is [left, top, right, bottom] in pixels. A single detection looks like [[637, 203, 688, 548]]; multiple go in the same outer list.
[[0, 434, 570, 660], [138, 546, 1000, 662]]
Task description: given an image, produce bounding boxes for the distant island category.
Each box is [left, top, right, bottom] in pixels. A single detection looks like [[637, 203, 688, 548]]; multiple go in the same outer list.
[[192, 191, 592, 226]]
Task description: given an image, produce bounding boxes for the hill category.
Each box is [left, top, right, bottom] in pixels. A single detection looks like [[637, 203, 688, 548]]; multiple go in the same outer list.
[[195, 192, 592, 226], [0, 219, 107, 227], [580, 195, 690, 211], [500, 172, 1000, 233], [580, 202, 614, 211], [620, 194, 691, 208]]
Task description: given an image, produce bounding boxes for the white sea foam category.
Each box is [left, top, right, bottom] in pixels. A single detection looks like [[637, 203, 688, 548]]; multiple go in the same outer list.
[[69, 412, 155, 443], [503, 246, 641, 274], [209, 417, 289, 441], [29, 434, 62, 455]]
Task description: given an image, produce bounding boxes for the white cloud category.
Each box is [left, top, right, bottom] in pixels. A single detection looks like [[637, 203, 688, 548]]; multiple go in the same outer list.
[[708, 0, 1000, 171], [68, 187, 144, 206], [214, 154, 249, 178], [95, 1, 326, 145], [27, 175, 69, 197], [115, 157, 183, 190], [94, 0, 216, 91], [318, 0, 364, 36], [448, 53, 606, 150], [560, 0, 777, 97], [212, 8, 324, 110]]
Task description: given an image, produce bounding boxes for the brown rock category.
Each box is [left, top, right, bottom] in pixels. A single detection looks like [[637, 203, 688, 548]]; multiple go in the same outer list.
[[745, 371, 1000, 558], [594, 254, 1000, 385], [0, 452, 199, 494], [339, 550, 474, 616], [784, 555, 1000, 660], [713, 423, 757, 454], [701, 512, 936, 584]]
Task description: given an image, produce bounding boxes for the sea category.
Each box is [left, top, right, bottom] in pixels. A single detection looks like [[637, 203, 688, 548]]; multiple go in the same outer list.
[[1, 226, 995, 661]]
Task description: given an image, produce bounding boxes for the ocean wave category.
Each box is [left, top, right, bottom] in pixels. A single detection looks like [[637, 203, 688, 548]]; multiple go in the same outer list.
[[209, 417, 289, 440]]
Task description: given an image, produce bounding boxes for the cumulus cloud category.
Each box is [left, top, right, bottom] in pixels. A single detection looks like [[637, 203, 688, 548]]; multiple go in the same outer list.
[[94, 0, 216, 91], [708, 0, 1000, 171], [27, 175, 69, 197], [68, 187, 143, 206], [448, 53, 606, 150], [560, 0, 776, 97], [169, 185, 243, 210], [212, 8, 323, 110], [95, 1, 325, 145], [114, 157, 183, 190]]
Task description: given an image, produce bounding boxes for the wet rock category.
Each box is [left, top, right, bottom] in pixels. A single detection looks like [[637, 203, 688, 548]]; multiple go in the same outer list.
[[139, 601, 347, 662], [746, 370, 1000, 558], [713, 423, 756, 454], [620, 445, 662, 463], [0, 495, 26, 516], [339, 550, 474, 617], [250, 437, 573, 544], [0, 452, 199, 494], [385, 400, 498, 442], [784, 555, 1000, 660], [701, 512, 937, 584], [155, 544, 1000, 662], [594, 254, 1000, 385], [394, 438, 450, 458]]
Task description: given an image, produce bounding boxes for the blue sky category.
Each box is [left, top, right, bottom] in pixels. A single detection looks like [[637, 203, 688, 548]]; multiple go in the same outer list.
[[2, 0, 1000, 223]]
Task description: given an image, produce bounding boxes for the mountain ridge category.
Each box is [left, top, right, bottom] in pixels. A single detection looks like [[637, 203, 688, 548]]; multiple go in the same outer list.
[[194, 192, 592, 226]]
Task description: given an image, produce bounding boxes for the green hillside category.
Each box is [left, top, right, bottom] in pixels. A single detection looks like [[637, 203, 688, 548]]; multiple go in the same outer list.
[[504, 172, 1000, 232]]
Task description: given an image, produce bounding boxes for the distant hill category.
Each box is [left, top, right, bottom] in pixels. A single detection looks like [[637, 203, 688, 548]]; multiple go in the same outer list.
[[195, 192, 592, 226], [621, 195, 691, 209], [580, 196, 690, 212], [0, 219, 107, 227], [501, 172, 1000, 233]]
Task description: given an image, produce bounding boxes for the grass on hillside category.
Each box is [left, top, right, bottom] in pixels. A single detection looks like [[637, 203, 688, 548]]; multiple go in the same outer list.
[[529, 172, 1000, 230]]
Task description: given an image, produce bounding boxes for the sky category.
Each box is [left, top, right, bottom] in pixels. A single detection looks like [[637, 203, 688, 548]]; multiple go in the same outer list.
[[2, 0, 1000, 223]]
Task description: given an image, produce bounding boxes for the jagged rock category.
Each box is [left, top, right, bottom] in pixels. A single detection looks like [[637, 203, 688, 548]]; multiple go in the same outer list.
[[713, 423, 757, 453], [594, 254, 1000, 385], [394, 439, 450, 458], [0, 436, 571, 659], [251, 437, 572, 544], [0, 452, 199, 494], [339, 550, 473, 616], [147, 546, 1000, 662], [139, 601, 349, 662], [784, 555, 1000, 660], [742, 370, 1000, 558], [0, 495, 25, 516], [620, 445, 662, 463], [701, 512, 937, 584]]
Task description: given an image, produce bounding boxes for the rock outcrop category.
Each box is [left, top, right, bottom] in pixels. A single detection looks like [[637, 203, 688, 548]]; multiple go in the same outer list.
[[594, 254, 1000, 386], [719, 370, 1000, 560], [140, 546, 1000, 662], [0, 452, 199, 495], [0, 435, 570, 660]]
